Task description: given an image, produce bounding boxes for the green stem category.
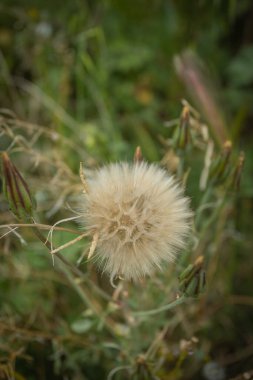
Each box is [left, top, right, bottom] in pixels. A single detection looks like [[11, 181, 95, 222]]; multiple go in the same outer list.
[[177, 152, 185, 180], [32, 225, 110, 301], [200, 196, 227, 235], [32, 227, 96, 311], [58, 261, 96, 312], [31, 225, 117, 335], [133, 295, 186, 317], [195, 186, 213, 229], [32, 227, 84, 277]]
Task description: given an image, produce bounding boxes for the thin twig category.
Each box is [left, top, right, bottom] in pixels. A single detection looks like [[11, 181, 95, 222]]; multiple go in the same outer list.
[[0, 223, 81, 234], [88, 232, 99, 259], [133, 295, 186, 317], [50, 232, 89, 255], [31, 226, 116, 334]]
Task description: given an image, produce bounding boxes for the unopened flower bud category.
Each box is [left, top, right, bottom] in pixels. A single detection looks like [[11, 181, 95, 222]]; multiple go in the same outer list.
[[132, 356, 153, 380], [173, 106, 191, 150], [209, 140, 232, 184], [134, 146, 143, 163], [231, 151, 245, 191], [1, 152, 36, 220], [179, 256, 206, 297]]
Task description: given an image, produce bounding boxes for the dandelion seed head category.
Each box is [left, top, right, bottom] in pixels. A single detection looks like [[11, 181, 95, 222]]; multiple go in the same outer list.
[[80, 162, 191, 281]]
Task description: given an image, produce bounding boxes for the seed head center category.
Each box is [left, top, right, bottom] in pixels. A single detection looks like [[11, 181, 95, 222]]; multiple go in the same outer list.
[[120, 214, 133, 227]]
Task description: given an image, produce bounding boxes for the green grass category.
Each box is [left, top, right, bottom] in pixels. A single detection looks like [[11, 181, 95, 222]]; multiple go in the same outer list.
[[0, 1, 253, 379]]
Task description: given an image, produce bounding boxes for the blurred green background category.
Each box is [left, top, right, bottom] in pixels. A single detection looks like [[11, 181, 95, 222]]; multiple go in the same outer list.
[[1, 0, 253, 161], [1, 1, 253, 379]]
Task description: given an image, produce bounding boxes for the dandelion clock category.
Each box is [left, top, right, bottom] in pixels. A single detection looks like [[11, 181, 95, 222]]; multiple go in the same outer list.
[[80, 161, 192, 282]]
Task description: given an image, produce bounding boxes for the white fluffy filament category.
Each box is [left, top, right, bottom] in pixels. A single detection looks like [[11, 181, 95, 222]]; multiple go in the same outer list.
[[80, 162, 192, 281]]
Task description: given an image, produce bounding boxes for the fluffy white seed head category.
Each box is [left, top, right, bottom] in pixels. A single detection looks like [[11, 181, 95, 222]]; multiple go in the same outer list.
[[80, 162, 192, 281]]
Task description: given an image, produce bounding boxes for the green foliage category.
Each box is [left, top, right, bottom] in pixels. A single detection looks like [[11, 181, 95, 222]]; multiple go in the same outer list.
[[0, 1, 253, 379]]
